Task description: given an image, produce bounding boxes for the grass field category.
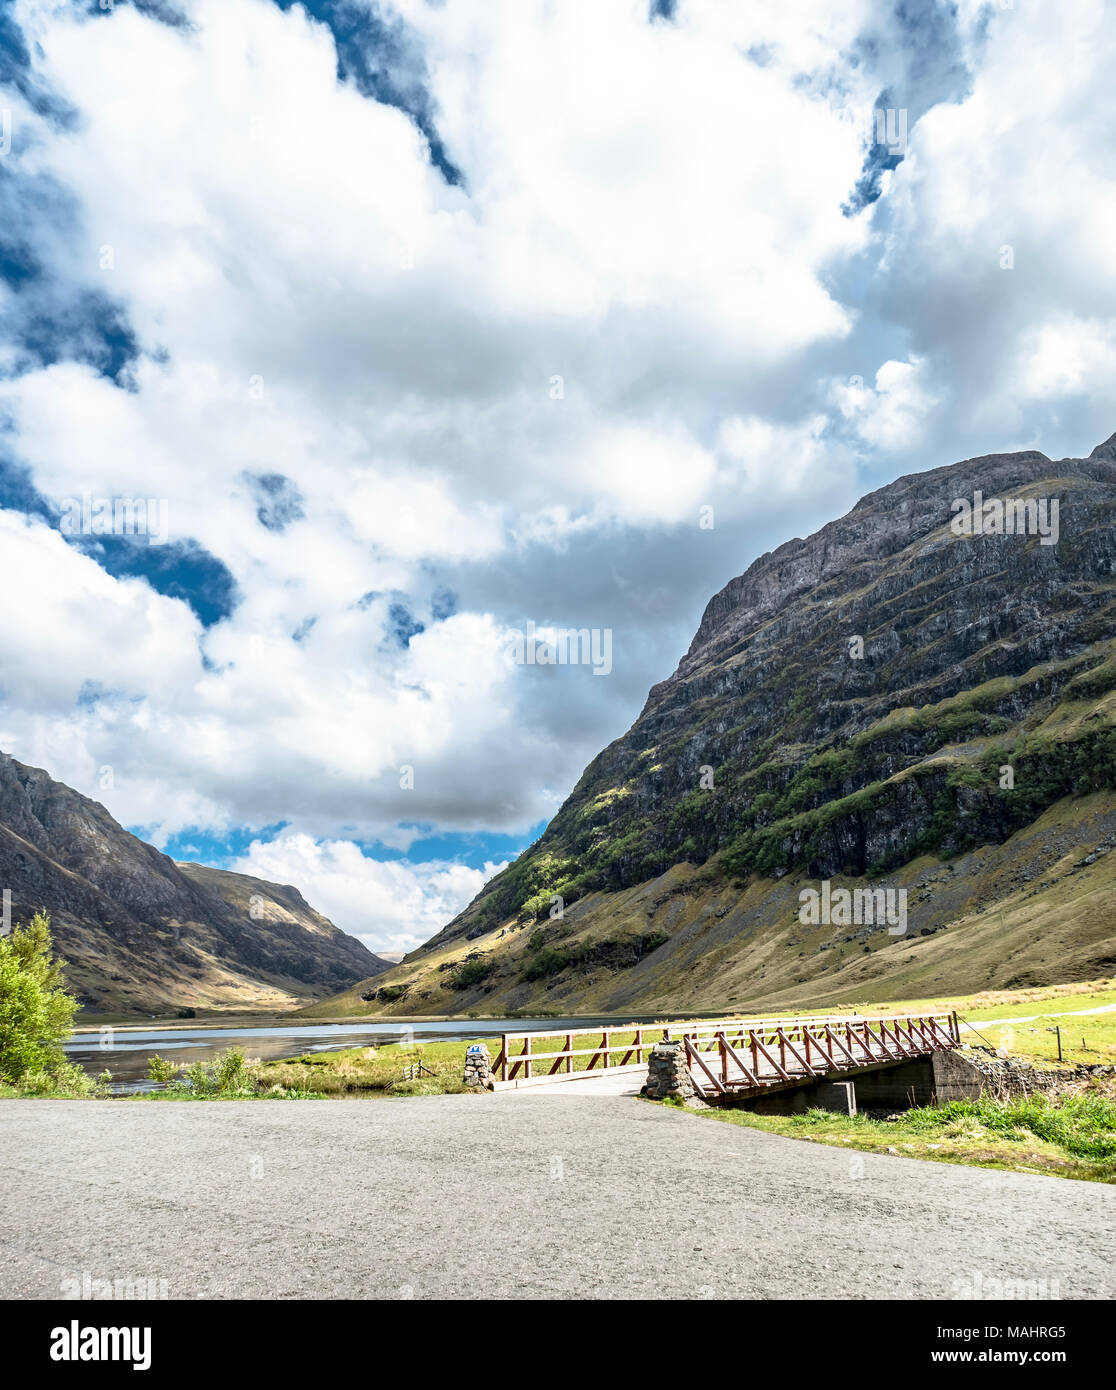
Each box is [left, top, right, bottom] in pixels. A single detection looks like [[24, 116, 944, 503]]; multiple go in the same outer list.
[[857, 977, 1116, 1021], [694, 1082, 1116, 1184], [254, 1039, 479, 1097]]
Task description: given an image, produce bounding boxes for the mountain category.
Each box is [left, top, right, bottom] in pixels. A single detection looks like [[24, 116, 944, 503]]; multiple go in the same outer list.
[[310, 435, 1116, 1019], [0, 752, 389, 1014]]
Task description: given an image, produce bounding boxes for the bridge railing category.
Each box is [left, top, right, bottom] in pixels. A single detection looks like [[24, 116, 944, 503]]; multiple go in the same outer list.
[[492, 1023, 664, 1083], [681, 1012, 960, 1095], [492, 1011, 960, 1085]]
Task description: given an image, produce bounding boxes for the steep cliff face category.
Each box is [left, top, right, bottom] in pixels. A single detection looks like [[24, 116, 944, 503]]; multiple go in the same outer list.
[[0, 753, 387, 1013], [317, 437, 1116, 1018]]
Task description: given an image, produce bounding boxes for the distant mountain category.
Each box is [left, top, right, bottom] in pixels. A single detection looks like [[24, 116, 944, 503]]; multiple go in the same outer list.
[[314, 434, 1116, 1019], [0, 752, 389, 1014]]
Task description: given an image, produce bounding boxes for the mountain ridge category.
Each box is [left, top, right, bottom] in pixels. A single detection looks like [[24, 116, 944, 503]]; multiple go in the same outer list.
[[0, 751, 388, 1013], [310, 435, 1116, 1018]]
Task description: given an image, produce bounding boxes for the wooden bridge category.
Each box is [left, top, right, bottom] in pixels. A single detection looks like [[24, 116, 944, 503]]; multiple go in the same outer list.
[[677, 1011, 961, 1100], [490, 1011, 962, 1099]]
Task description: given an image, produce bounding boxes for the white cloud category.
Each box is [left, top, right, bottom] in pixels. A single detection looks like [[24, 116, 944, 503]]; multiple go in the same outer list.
[[0, 0, 881, 846], [832, 358, 938, 454], [231, 830, 507, 955], [0, 0, 1112, 941], [1016, 317, 1116, 402], [873, 0, 1116, 456]]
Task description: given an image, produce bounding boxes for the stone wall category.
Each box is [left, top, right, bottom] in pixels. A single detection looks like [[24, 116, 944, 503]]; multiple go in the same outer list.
[[934, 1048, 1089, 1101]]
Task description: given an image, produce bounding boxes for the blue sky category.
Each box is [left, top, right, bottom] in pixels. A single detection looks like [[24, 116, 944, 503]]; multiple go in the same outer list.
[[0, 0, 1113, 953]]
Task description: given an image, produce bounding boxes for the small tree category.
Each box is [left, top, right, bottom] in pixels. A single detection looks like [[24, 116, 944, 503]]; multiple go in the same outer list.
[[0, 912, 79, 1084]]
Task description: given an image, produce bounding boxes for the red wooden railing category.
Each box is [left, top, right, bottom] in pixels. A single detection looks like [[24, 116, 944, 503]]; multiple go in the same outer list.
[[491, 1011, 960, 1089], [680, 1012, 960, 1096]]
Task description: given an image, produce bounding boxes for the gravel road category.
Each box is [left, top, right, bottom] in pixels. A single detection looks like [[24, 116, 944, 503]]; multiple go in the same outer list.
[[2, 1094, 1111, 1300]]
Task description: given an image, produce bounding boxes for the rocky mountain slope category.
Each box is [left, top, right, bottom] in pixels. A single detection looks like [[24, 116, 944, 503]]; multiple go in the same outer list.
[[0, 752, 388, 1013], [312, 434, 1116, 1019]]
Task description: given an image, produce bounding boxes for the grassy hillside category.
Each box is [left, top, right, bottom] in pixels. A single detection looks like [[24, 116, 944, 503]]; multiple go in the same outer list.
[[304, 791, 1116, 1019]]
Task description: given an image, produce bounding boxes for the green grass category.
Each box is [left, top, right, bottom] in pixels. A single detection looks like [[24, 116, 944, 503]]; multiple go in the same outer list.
[[254, 1039, 479, 1097], [126, 1086, 326, 1101], [962, 1011, 1116, 1068], [694, 1082, 1116, 1183]]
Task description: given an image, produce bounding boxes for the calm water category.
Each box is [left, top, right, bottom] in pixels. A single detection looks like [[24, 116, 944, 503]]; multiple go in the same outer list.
[[65, 1017, 668, 1093]]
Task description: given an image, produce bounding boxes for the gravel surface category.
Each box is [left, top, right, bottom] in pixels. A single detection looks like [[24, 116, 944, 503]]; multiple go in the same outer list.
[[2, 1094, 1112, 1300]]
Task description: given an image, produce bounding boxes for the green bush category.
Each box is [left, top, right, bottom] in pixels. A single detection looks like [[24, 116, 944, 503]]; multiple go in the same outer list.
[[14, 1061, 106, 1098], [144, 1048, 260, 1097], [146, 1055, 177, 1084], [0, 911, 79, 1086], [523, 946, 575, 981], [451, 958, 495, 989]]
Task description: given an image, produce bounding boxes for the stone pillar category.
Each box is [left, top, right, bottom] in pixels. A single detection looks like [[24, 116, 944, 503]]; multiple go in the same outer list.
[[463, 1043, 493, 1089], [642, 1037, 694, 1101]]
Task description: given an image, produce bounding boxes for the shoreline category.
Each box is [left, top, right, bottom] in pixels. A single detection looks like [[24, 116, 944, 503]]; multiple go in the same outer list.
[[69, 1010, 672, 1035]]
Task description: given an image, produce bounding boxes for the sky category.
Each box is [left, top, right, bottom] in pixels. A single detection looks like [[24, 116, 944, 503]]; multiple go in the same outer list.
[[0, 0, 1113, 956]]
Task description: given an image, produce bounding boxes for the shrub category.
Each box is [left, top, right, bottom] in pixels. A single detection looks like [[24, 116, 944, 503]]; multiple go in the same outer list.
[[0, 911, 79, 1085], [147, 1055, 177, 1084], [451, 958, 495, 989], [523, 946, 575, 981], [168, 1048, 260, 1097], [14, 1061, 103, 1098]]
